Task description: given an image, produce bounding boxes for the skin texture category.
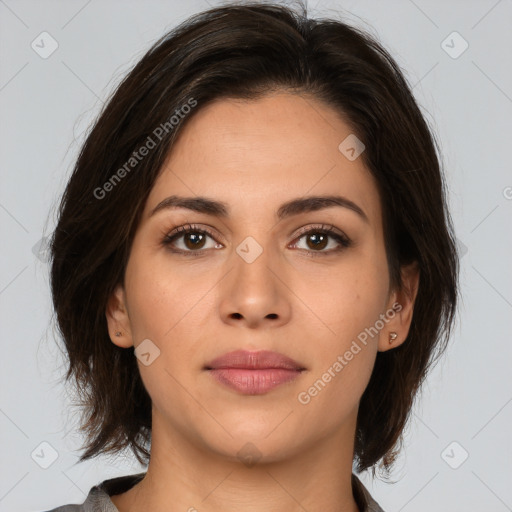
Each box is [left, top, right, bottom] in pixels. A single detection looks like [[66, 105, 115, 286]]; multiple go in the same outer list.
[[106, 92, 419, 512]]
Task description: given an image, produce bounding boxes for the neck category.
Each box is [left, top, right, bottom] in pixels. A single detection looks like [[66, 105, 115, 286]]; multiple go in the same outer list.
[[111, 410, 361, 512]]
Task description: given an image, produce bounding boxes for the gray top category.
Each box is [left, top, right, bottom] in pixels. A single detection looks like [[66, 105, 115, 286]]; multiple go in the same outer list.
[[42, 472, 385, 512]]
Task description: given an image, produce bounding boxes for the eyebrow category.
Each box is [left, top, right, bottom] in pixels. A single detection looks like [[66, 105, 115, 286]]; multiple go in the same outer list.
[[150, 194, 369, 223]]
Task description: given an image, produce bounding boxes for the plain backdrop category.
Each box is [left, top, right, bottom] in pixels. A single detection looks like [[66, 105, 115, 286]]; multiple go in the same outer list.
[[1, 0, 511, 511]]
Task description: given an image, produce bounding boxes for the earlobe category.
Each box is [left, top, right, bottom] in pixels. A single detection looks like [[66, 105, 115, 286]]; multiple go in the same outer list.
[[105, 284, 134, 348], [378, 261, 420, 352]]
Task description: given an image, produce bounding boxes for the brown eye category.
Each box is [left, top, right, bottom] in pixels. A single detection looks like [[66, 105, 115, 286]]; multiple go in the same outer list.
[[305, 232, 329, 251], [182, 232, 207, 250], [291, 225, 351, 254], [163, 225, 221, 254]]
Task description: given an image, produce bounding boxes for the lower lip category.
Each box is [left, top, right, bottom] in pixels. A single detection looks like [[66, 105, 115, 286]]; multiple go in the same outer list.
[[208, 368, 302, 395]]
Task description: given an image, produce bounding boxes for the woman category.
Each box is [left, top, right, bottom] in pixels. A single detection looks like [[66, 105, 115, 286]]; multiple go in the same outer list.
[[44, 2, 459, 511]]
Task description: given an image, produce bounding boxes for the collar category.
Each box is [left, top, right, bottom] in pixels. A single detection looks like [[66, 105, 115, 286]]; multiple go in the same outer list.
[[90, 471, 384, 512]]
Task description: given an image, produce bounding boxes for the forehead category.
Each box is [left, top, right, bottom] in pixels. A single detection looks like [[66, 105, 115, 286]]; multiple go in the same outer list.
[[142, 93, 381, 226]]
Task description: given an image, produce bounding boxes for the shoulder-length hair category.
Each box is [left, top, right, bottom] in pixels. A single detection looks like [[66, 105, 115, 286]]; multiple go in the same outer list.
[[49, 1, 459, 476]]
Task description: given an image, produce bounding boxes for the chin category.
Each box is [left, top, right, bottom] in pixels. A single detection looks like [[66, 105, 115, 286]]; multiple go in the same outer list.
[[199, 421, 303, 464]]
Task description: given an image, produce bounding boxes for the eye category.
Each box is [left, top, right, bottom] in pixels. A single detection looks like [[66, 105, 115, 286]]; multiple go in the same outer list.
[[162, 223, 352, 257], [290, 224, 352, 255], [162, 224, 222, 255]]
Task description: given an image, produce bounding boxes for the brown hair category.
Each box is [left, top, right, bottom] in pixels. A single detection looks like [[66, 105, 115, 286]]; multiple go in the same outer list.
[[49, 1, 459, 476]]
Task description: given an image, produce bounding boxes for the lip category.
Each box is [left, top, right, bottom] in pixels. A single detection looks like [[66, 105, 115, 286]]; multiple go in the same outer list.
[[205, 350, 306, 395]]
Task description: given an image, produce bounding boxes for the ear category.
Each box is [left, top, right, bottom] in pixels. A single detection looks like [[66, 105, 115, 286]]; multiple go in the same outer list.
[[378, 261, 420, 352], [105, 284, 134, 348]]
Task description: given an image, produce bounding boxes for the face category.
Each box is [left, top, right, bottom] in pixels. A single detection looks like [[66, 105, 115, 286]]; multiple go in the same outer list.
[[107, 92, 416, 464]]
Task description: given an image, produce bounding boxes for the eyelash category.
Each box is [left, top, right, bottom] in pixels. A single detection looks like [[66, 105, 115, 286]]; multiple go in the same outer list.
[[162, 223, 352, 258]]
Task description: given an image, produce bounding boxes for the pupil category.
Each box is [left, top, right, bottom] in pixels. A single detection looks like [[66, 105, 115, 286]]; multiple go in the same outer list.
[[186, 233, 205, 249], [308, 233, 327, 250]]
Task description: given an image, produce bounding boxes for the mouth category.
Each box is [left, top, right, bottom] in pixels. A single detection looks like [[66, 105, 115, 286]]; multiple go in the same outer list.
[[204, 350, 306, 395]]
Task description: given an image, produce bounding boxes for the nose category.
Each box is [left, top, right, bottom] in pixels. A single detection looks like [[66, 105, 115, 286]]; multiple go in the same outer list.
[[218, 244, 292, 329]]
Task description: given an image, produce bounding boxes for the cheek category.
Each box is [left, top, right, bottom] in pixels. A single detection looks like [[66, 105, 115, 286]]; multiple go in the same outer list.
[[302, 259, 389, 344], [124, 249, 211, 341], [123, 250, 216, 400], [123, 257, 206, 411], [295, 272, 385, 418], [296, 252, 388, 396]]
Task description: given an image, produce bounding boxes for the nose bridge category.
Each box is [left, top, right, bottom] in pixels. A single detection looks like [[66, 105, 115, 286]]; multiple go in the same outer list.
[[234, 235, 276, 290], [218, 234, 291, 327]]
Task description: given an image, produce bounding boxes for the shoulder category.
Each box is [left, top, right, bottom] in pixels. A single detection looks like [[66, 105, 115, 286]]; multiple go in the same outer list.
[[352, 473, 386, 512], [40, 486, 115, 512], [39, 472, 146, 512], [42, 506, 84, 512]]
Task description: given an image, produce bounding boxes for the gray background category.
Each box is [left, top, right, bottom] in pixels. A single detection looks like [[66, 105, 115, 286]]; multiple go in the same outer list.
[[1, 0, 511, 510]]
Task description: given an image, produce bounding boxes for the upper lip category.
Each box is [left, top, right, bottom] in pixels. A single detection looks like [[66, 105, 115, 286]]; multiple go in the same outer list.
[[204, 350, 306, 371]]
